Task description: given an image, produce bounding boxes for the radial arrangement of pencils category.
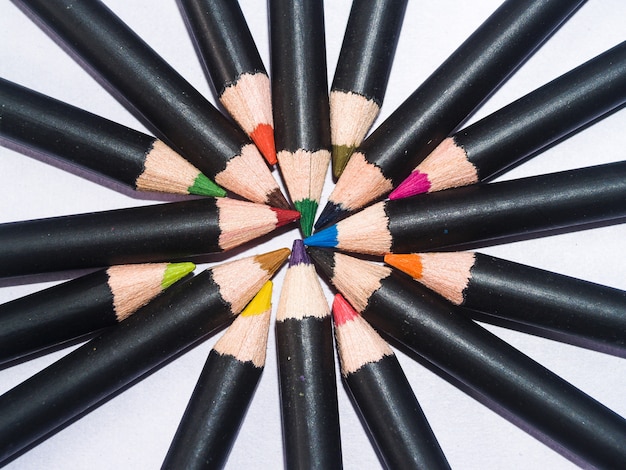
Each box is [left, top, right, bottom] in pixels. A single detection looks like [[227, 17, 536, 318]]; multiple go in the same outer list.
[[1, 1, 626, 470]]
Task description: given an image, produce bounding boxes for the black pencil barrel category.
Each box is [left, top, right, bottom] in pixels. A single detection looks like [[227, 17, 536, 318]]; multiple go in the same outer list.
[[275, 317, 342, 469], [269, 0, 330, 152], [464, 41, 626, 180], [360, 0, 585, 184], [0, 78, 151, 188], [0, 270, 233, 465], [363, 272, 626, 468], [161, 351, 262, 470], [345, 355, 450, 470], [331, 0, 407, 104], [0, 269, 114, 365], [463, 253, 626, 350], [0, 198, 221, 277], [18, 0, 246, 177], [386, 161, 626, 251], [179, 0, 266, 95]]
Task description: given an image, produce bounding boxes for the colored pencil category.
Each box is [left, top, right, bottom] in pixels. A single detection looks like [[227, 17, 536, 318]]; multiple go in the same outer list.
[[0, 197, 299, 278], [314, 0, 585, 230], [0, 248, 289, 465], [0, 262, 194, 366], [275, 240, 342, 469], [391, 41, 626, 199], [17, 0, 289, 208], [0, 78, 224, 197], [270, 0, 331, 236], [178, 0, 276, 165], [332, 294, 450, 470], [308, 248, 626, 469], [385, 252, 626, 353], [162, 281, 273, 470], [330, 0, 407, 179], [306, 161, 626, 254]]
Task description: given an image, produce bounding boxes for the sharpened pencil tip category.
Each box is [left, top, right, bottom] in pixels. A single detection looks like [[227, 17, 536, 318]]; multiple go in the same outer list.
[[241, 281, 273, 317], [389, 171, 431, 199], [188, 174, 227, 197], [314, 201, 348, 231], [384, 254, 424, 279], [303, 224, 338, 248], [271, 207, 301, 228], [332, 293, 359, 326], [250, 123, 277, 165], [294, 198, 317, 237], [162, 262, 196, 289], [331, 145, 355, 180], [266, 188, 292, 210], [289, 239, 310, 267], [254, 247, 291, 276], [305, 246, 336, 279]]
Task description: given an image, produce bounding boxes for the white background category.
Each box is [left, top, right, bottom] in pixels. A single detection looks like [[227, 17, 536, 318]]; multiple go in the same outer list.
[[1, 1, 626, 468]]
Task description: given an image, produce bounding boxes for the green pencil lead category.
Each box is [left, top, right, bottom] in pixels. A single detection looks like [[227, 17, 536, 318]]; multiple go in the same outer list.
[[188, 173, 227, 197], [294, 198, 318, 237]]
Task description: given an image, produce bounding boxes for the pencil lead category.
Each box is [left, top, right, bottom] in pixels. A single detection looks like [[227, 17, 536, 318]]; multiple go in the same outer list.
[[314, 201, 347, 231], [303, 224, 338, 248], [188, 173, 227, 197], [240, 281, 273, 317], [388, 171, 430, 199], [271, 207, 301, 228], [331, 145, 355, 180], [254, 248, 291, 277], [305, 246, 336, 279], [266, 187, 292, 210], [289, 239, 310, 267], [161, 262, 196, 289], [384, 254, 423, 279], [331, 293, 359, 326], [294, 198, 317, 237], [250, 123, 277, 166]]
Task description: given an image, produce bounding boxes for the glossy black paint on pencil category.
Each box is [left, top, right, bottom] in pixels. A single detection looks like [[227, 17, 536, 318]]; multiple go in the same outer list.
[[179, 0, 266, 95], [0, 78, 148, 187], [269, 0, 330, 153], [464, 253, 626, 350], [0, 198, 298, 278], [462, 41, 626, 180], [17, 0, 241, 174], [385, 161, 626, 252], [275, 240, 342, 469], [331, 0, 407, 105]]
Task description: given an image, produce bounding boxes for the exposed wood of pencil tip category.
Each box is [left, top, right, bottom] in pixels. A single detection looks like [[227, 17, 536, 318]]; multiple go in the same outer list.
[[332, 294, 392, 376], [328, 151, 393, 210], [211, 247, 290, 315], [213, 281, 273, 367], [108, 262, 195, 321], [384, 252, 475, 305], [276, 256, 329, 322], [216, 198, 299, 251], [136, 140, 225, 197], [220, 73, 277, 165], [390, 137, 479, 199], [330, 91, 381, 178], [214, 143, 289, 208]]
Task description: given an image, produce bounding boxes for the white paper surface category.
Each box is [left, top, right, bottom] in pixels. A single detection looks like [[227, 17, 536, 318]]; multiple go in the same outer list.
[[1, 1, 625, 468]]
